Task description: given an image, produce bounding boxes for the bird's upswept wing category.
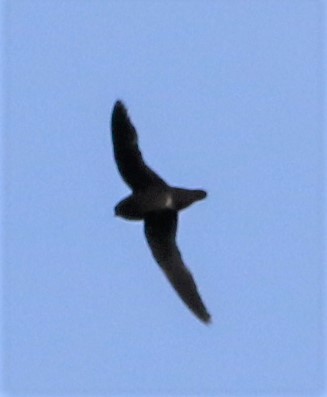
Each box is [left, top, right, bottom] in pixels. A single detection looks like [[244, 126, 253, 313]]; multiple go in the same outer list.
[[111, 101, 167, 191], [144, 210, 211, 324]]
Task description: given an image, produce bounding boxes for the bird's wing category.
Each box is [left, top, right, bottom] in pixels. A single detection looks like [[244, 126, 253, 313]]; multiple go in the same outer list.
[[111, 101, 167, 191], [144, 210, 211, 324]]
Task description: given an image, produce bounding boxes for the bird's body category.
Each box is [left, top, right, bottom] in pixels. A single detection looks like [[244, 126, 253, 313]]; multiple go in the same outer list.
[[115, 187, 206, 221], [111, 100, 211, 324]]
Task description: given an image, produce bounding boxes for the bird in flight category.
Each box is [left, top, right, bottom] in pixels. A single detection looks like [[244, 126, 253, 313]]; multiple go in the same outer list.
[[111, 100, 211, 324]]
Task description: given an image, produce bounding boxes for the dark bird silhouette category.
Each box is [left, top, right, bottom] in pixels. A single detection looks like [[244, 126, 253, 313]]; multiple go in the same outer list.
[[111, 100, 211, 324]]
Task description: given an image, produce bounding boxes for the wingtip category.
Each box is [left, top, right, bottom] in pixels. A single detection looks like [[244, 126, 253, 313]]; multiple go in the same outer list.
[[204, 316, 212, 325], [112, 100, 130, 127], [113, 100, 127, 112], [200, 312, 212, 325], [190, 300, 212, 325]]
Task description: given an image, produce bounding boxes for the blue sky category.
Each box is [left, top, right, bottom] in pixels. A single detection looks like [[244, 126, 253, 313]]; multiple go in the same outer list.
[[1, 0, 325, 395]]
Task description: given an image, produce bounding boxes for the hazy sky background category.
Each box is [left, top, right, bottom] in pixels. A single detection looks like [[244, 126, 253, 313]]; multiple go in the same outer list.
[[1, 1, 325, 395]]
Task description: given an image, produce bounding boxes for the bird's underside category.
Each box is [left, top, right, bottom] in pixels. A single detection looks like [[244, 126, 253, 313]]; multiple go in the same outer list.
[[111, 100, 211, 324]]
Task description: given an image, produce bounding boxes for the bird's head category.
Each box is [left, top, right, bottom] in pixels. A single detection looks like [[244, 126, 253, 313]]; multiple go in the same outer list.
[[114, 196, 143, 221]]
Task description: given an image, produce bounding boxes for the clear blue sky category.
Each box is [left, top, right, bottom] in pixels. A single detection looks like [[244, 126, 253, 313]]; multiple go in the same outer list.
[[1, 0, 325, 395]]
